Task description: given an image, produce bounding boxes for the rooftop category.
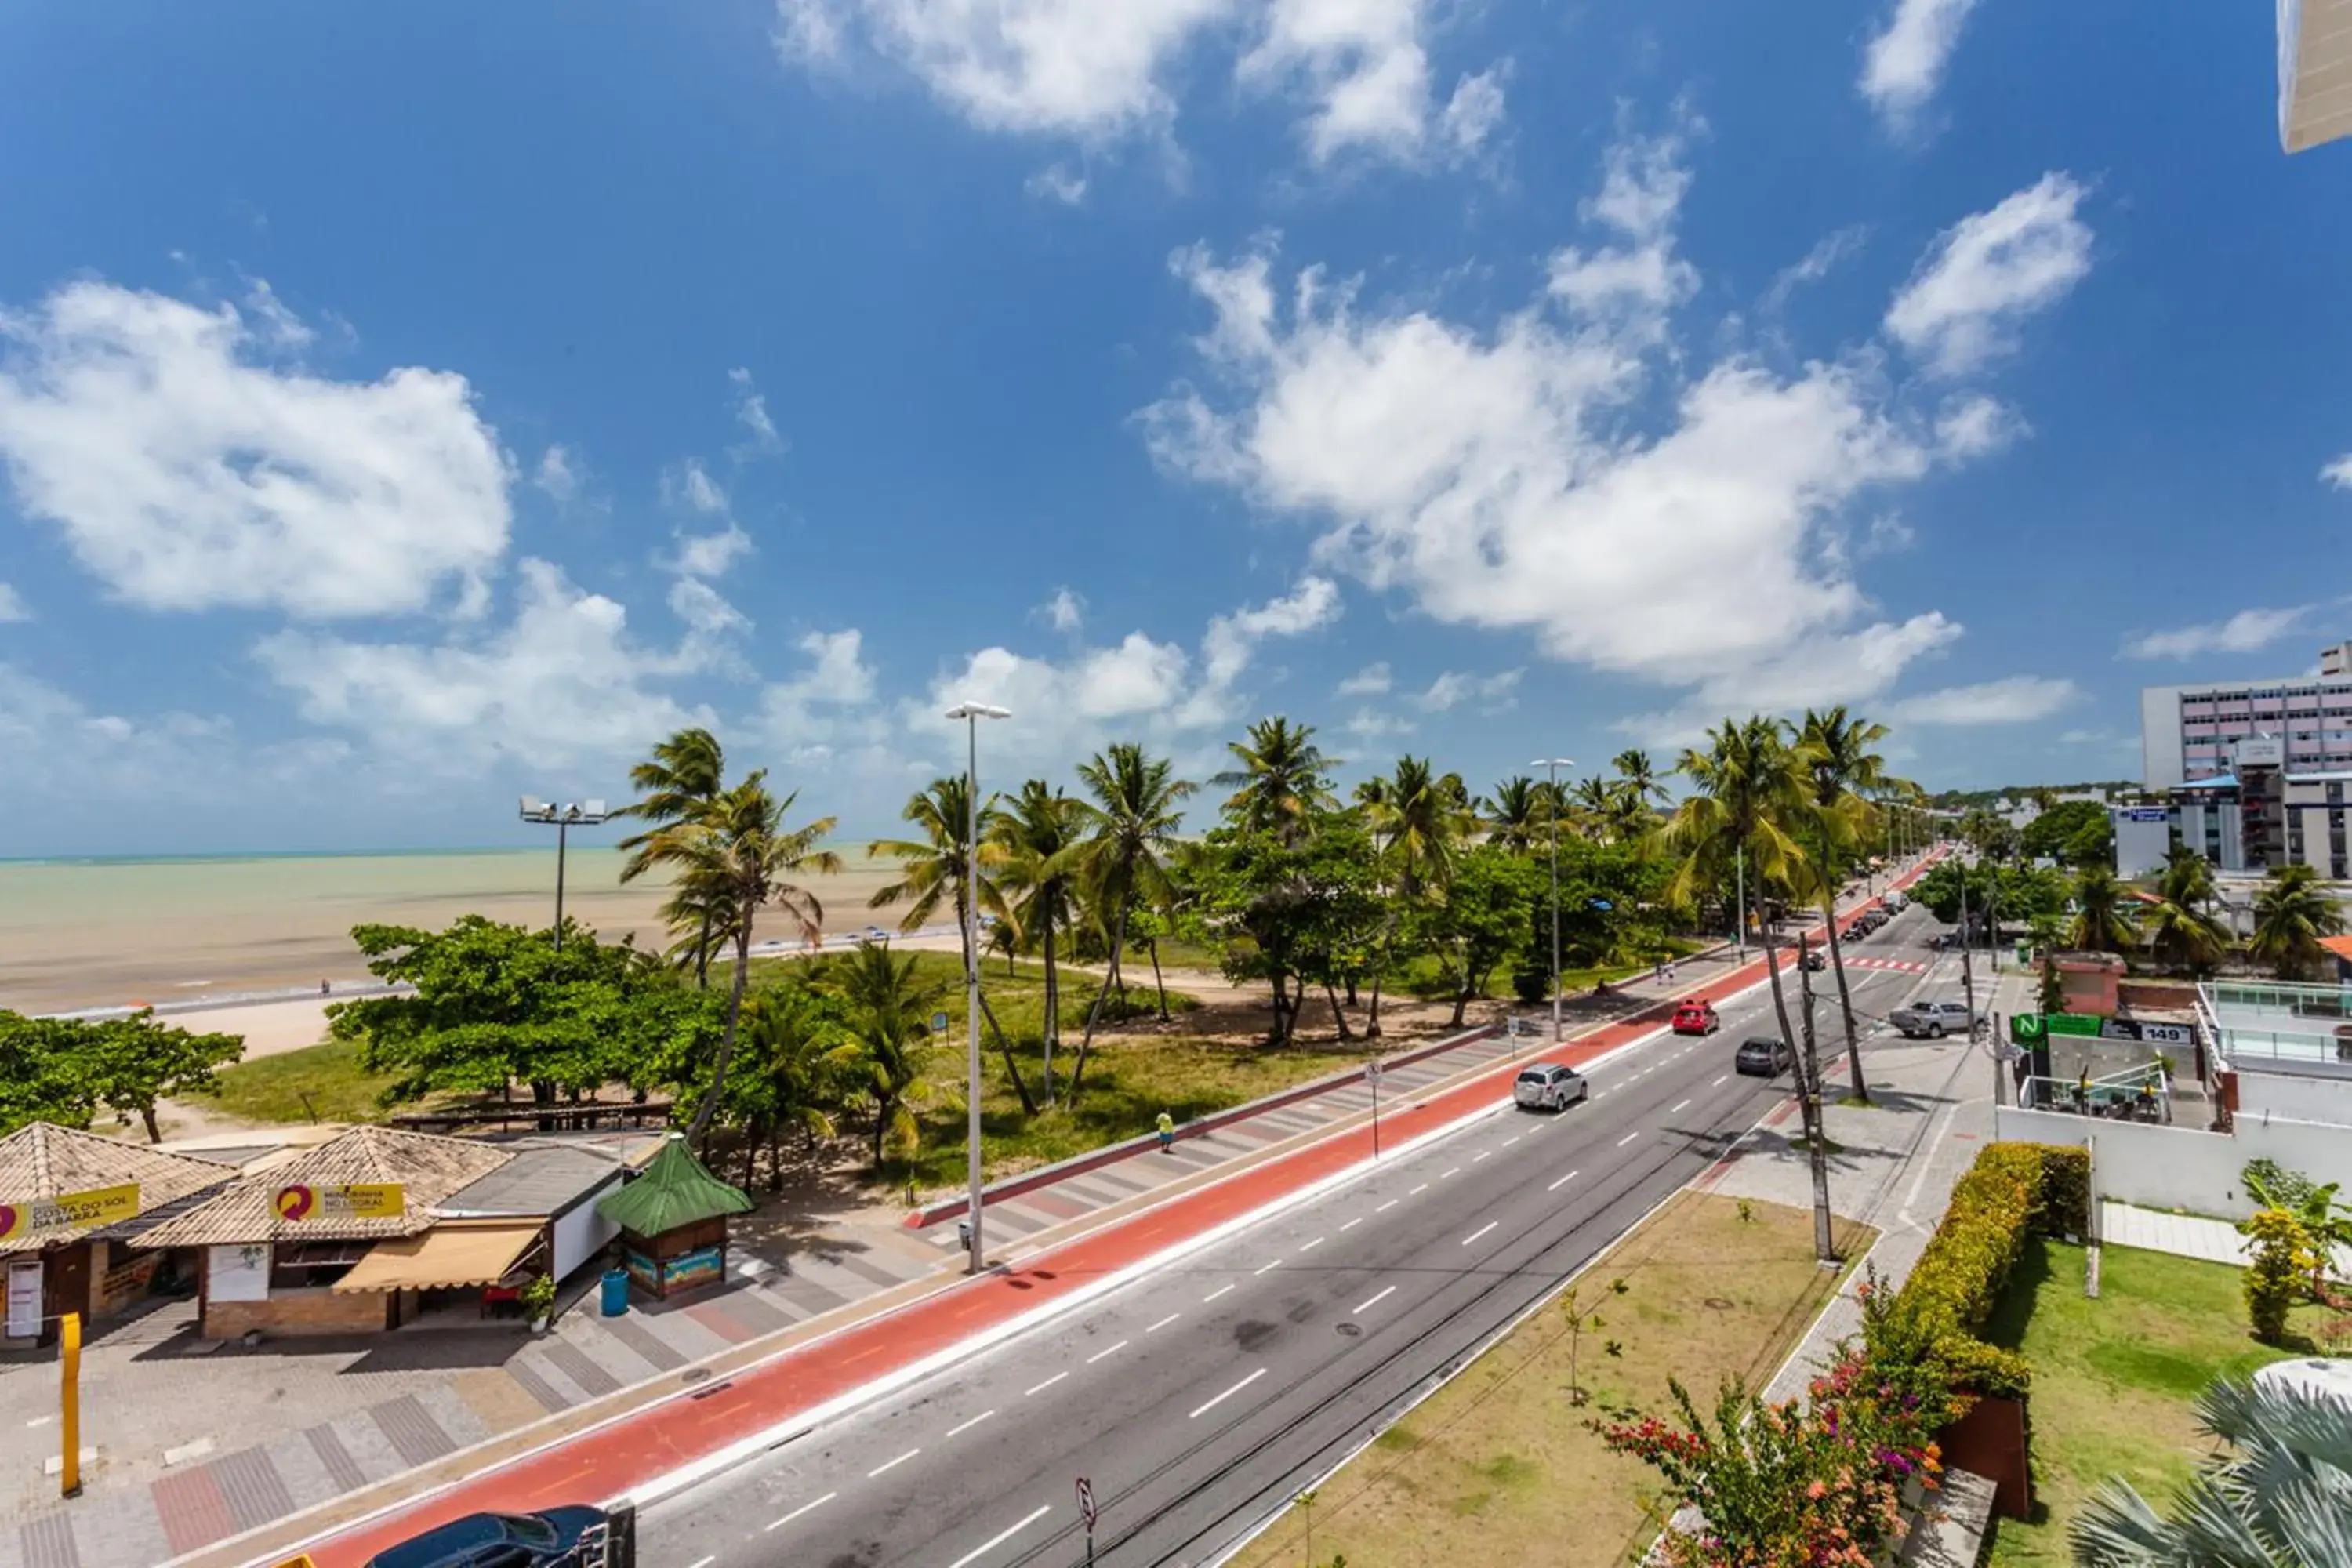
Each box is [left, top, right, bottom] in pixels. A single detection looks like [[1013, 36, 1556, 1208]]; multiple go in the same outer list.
[[439, 1139, 637, 1218], [137, 1126, 514, 1247], [2199, 979, 2352, 1079], [0, 1123, 238, 1256]]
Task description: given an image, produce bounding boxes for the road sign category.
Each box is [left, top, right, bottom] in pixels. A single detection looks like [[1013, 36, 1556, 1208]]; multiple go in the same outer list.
[[931, 1011, 949, 1034], [0, 1182, 140, 1244], [1076, 1476, 1097, 1528], [273, 1182, 404, 1222], [1365, 1061, 1382, 1086]]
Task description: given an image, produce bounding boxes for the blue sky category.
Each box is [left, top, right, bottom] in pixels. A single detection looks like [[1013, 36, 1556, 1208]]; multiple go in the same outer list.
[[2, 1, 2348, 856]]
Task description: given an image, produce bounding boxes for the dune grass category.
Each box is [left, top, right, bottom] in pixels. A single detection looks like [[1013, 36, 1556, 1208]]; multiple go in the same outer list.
[[202, 1037, 415, 1126]]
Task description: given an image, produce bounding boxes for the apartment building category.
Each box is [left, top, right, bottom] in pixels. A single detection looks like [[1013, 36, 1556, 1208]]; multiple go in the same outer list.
[[2140, 661, 2352, 791]]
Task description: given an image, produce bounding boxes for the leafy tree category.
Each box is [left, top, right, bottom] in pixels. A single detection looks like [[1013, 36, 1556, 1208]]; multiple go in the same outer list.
[[1959, 808, 2021, 862], [990, 779, 1085, 1101], [614, 727, 730, 985], [2072, 1375, 2352, 1566], [825, 940, 942, 1166], [81, 1012, 246, 1142], [2250, 862, 2344, 980], [1414, 844, 1544, 1027], [2020, 799, 2113, 867], [1065, 744, 1196, 1099], [0, 1012, 101, 1134], [2068, 864, 2142, 956], [1185, 817, 1380, 1046], [1213, 716, 1336, 841], [719, 983, 861, 1189]]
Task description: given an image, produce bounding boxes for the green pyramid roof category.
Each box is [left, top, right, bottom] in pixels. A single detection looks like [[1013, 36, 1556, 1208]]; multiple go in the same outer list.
[[596, 1133, 753, 1236]]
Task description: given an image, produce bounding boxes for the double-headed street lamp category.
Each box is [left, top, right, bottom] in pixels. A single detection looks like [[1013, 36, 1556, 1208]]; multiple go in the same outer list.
[[517, 797, 609, 950], [946, 701, 1010, 1276], [1533, 757, 1575, 1043]]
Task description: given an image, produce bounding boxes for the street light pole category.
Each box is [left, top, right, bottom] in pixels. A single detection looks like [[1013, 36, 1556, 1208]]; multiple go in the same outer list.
[[1533, 758, 1575, 1043], [946, 702, 1010, 1276], [517, 797, 609, 951]]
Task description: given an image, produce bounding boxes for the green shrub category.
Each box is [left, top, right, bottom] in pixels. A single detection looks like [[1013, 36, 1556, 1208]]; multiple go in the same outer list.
[[2242, 1208, 2317, 1344], [2034, 1142, 2091, 1237]]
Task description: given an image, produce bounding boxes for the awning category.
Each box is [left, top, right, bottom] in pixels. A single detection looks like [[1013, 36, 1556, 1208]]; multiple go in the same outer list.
[[332, 1221, 543, 1294]]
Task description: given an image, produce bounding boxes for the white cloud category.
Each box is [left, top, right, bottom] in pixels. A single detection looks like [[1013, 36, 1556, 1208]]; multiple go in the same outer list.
[[1438, 67, 1507, 154], [1544, 129, 1698, 335], [670, 457, 730, 515], [762, 629, 892, 771], [728, 366, 784, 457], [241, 279, 315, 350], [1887, 675, 2079, 725], [1145, 135, 2010, 727], [1344, 706, 1414, 741], [1860, 0, 1979, 130], [253, 559, 723, 772], [1076, 632, 1191, 716], [1025, 164, 1089, 204], [1415, 667, 1521, 711], [669, 524, 755, 580], [0, 584, 26, 623], [1336, 660, 1391, 696], [0, 278, 511, 620], [1885, 173, 2093, 376], [1198, 575, 1341, 688], [0, 662, 279, 811], [1763, 226, 1867, 313], [1036, 586, 1086, 633], [1240, 0, 1491, 165], [534, 445, 581, 505], [2322, 454, 2352, 489], [2121, 605, 2312, 661]]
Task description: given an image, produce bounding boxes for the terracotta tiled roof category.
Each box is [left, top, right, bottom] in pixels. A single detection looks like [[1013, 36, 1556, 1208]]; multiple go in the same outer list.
[[136, 1126, 513, 1248], [0, 1123, 237, 1255], [2320, 935, 2352, 964]]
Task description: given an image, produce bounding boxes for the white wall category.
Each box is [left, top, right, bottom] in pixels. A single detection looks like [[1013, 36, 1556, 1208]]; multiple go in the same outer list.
[[550, 1174, 622, 1280], [207, 1243, 270, 1301], [1998, 1105, 2352, 1219], [2238, 1071, 2352, 1128]]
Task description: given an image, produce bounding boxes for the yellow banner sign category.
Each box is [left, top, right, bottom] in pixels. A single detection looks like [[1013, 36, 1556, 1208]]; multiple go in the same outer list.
[[0, 1183, 140, 1243], [272, 1183, 405, 1223]]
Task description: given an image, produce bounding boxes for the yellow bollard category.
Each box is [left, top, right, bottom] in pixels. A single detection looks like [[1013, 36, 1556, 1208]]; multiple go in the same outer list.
[[60, 1311, 81, 1498]]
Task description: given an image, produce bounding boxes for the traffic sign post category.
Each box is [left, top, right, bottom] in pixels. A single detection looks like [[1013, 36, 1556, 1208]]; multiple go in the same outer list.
[[1076, 1476, 1098, 1565], [1367, 1059, 1384, 1158]]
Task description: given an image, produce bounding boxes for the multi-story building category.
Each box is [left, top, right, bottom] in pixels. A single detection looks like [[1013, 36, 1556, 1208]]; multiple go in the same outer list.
[[2280, 0, 2352, 154], [2140, 659, 2352, 791]]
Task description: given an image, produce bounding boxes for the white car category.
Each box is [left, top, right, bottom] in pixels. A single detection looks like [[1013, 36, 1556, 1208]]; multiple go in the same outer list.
[[1891, 1000, 1974, 1039], [1513, 1062, 1589, 1112]]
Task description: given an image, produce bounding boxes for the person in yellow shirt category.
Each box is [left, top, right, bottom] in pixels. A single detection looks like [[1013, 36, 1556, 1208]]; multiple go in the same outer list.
[[1156, 1110, 1176, 1153]]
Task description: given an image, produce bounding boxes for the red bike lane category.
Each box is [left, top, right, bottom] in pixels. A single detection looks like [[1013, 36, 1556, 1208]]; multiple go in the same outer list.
[[307, 855, 1942, 1564]]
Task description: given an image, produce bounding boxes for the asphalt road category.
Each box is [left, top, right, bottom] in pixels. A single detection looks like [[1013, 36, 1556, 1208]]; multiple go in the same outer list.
[[641, 906, 1965, 1568]]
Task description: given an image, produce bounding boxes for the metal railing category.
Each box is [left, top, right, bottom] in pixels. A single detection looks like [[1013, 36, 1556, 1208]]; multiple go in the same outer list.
[[2020, 1062, 2174, 1123]]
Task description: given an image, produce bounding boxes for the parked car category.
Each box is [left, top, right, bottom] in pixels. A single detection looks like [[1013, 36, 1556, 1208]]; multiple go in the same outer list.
[[1889, 999, 1974, 1039], [1670, 1000, 1721, 1036], [366, 1506, 631, 1568], [1513, 1062, 1589, 1112], [1735, 1037, 1793, 1076], [1800, 949, 1827, 971]]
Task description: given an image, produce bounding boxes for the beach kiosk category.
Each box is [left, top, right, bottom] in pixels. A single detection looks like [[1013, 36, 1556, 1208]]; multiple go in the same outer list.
[[597, 1133, 752, 1300]]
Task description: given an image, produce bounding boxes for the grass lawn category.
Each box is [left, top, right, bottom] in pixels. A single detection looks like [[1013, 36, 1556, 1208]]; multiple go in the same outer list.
[[1231, 1192, 1875, 1568], [1980, 1237, 2328, 1566], [202, 1038, 418, 1125]]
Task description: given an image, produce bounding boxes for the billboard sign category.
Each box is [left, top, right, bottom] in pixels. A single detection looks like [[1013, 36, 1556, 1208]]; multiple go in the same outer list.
[[272, 1183, 405, 1223], [0, 1183, 140, 1243]]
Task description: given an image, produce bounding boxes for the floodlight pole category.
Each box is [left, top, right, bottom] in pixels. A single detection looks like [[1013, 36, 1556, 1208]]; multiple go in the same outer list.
[[519, 799, 610, 951], [946, 702, 1010, 1276], [1534, 758, 1575, 1043]]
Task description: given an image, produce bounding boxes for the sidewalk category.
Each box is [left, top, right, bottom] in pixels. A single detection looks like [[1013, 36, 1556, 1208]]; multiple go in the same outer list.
[[38, 862, 1938, 1568]]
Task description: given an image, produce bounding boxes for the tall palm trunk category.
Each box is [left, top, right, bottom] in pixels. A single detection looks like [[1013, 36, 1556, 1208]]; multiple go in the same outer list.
[[1041, 914, 1059, 1104], [688, 919, 753, 1145], [1817, 827, 1869, 1105], [695, 910, 713, 989], [1762, 924, 1836, 1263], [1149, 938, 1169, 1022], [956, 890, 1038, 1115], [1067, 894, 1132, 1102]]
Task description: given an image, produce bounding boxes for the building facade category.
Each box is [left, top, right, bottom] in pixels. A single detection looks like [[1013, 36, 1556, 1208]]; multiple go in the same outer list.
[[2140, 661, 2352, 792]]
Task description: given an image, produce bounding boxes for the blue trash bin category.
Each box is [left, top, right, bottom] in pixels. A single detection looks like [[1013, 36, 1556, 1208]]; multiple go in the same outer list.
[[601, 1267, 630, 1317]]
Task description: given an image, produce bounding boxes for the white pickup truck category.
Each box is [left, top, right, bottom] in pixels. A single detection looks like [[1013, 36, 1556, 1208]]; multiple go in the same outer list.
[[1889, 999, 1974, 1039]]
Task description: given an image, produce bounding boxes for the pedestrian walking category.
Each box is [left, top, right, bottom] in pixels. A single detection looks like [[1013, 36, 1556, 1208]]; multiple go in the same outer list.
[[1156, 1110, 1176, 1154]]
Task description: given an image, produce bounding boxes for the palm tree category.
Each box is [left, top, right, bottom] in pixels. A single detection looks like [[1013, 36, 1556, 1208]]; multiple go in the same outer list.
[[1793, 706, 1902, 1109], [1383, 755, 1466, 896], [1611, 748, 1669, 810], [869, 778, 1036, 1113], [826, 941, 942, 1167], [1570, 775, 1619, 841], [2071, 1374, 2352, 1567], [1214, 717, 1335, 840], [1064, 743, 1196, 1102], [991, 779, 1086, 1102], [615, 727, 730, 985], [1656, 716, 1833, 1261], [731, 990, 862, 1189], [677, 775, 841, 1142], [1483, 775, 1548, 853], [2068, 864, 2143, 956], [2251, 862, 2343, 980], [2144, 849, 2230, 976]]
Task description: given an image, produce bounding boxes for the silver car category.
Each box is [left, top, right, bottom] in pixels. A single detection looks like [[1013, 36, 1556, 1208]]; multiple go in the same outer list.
[[1890, 999, 1974, 1039], [1514, 1062, 1589, 1112]]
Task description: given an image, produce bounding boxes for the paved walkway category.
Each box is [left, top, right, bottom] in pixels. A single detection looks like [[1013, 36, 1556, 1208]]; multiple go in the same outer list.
[[8, 863, 1939, 1568], [2099, 1200, 2352, 1273]]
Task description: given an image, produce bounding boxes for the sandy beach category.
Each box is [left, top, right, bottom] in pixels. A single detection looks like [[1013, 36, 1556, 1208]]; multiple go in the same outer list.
[[0, 848, 924, 1015]]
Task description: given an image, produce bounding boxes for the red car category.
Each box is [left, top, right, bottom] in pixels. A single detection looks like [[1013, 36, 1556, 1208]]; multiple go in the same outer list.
[[1671, 1000, 1721, 1036]]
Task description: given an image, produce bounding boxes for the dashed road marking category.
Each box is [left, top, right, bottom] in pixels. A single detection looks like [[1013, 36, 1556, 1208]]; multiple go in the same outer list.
[[1377, 1199, 1399, 1212], [1670, 1099, 1691, 1114], [869, 1448, 920, 1478], [1712, 1075, 1728, 1087], [1462, 1221, 1499, 1247], [768, 1492, 837, 1530], [1190, 1367, 1269, 1419], [1547, 1168, 1581, 1192], [1354, 1284, 1398, 1313], [1025, 1372, 1069, 1396], [1340, 1217, 1362, 1232], [946, 1504, 1053, 1568], [1254, 1260, 1281, 1276], [1617, 1132, 1641, 1147], [1297, 1236, 1324, 1254], [1087, 1339, 1129, 1364], [946, 1410, 995, 1438], [1441, 1167, 1461, 1178], [1145, 1313, 1181, 1334], [1409, 1184, 1429, 1196], [1203, 1283, 1236, 1304]]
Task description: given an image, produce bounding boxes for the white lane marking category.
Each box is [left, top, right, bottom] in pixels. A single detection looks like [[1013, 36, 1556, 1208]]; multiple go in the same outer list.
[[1409, 1184, 1429, 1196], [687, 1558, 715, 1568], [1462, 1221, 1500, 1247], [1376, 1199, 1399, 1212], [1353, 1284, 1398, 1313], [1190, 1367, 1269, 1420], [768, 1492, 838, 1530], [1254, 1260, 1281, 1276], [1502, 1135, 1521, 1148], [1024, 1372, 1068, 1396], [1298, 1236, 1324, 1254], [1547, 1168, 1581, 1192], [946, 1504, 1054, 1568], [1340, 1217, 1363, 1232], [946, 1410, 996, 1438], [1712, 1075, 1728, 1087], [869, 1448, 920, 1478], [1441, 1167, 1461, 1178], [1616, 1131, 1641, 1147], [1203, 1283, 1236, 1304], [1145, 1313, 1181, 1334], [1472, 1151, 1492, 1163], [1086, 1339, 1130, 1364], [1670, 1099, 1691, 1115]]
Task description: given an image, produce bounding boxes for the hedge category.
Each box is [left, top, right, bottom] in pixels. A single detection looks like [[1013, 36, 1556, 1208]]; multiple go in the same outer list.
[[1872, 1141, 2088, 1400]]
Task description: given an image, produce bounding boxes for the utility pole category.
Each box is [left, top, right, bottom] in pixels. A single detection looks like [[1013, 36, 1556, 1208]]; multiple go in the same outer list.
[[1736, 842, 1748, 962], [1534, 757, 1575, 1042], [1797, 931, 1837, 1265], [1959, 864, 1978, 1027]]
